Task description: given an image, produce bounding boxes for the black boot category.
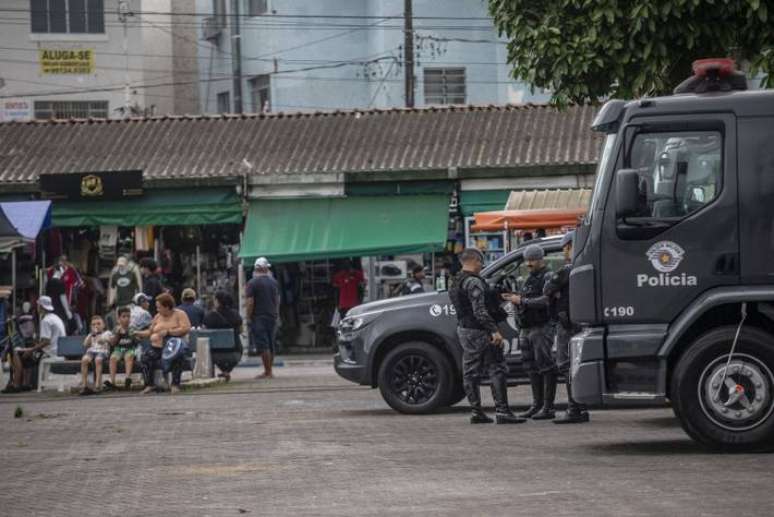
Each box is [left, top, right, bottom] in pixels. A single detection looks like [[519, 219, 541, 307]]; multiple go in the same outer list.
[[518, 373, 544, 419], [554, 378, 590, 424], [532, 372, 557, 420], [491, 374, 527, 424], [465, 380, 493, 424]]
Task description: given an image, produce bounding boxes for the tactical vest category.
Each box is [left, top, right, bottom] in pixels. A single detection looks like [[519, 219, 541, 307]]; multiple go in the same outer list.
[[552, 264, 572, 323], [519, 267, 551, 327], [449, 271, 485, 330], [449, 271, 506, 330]]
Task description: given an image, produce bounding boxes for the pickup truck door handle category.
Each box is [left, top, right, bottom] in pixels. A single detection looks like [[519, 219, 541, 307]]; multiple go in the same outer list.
[[714, 253, 739, 276]]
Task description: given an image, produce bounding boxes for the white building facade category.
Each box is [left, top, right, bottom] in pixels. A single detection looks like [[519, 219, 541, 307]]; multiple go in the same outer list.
[[195, 0, 550, 114], [0, 0, 200, 121]]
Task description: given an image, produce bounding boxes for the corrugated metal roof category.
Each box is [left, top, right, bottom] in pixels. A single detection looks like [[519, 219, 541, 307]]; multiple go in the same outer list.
[[0, 104, 602, 185], [505, 188, 592, 211]]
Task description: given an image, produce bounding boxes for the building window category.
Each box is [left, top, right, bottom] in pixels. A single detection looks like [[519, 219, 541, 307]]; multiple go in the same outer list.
[[34, 100, 109, 119], [248, 0, 268, 16], [248, 75, 270, 113], [217, 91, 231, 113], [31, 0, 105, 34], [423, 67, 466, 105]]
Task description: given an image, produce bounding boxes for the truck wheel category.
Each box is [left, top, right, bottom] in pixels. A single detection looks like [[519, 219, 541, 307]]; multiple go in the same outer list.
[[378, 342, 453, 414], [671, 326, 774, 452]]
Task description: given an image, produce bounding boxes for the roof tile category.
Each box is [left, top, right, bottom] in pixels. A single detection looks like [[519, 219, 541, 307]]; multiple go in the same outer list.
[[0, 104, 602, 185]]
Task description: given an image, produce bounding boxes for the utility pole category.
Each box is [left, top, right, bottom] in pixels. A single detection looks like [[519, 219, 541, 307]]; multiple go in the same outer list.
[[230, 0, 243, 113], [403, 0, 415, 108], [118, 0, 132, 117]]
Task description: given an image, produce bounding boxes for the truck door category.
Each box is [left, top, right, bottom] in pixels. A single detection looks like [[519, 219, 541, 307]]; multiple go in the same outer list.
[[600, 114, 738, 322], [738, 116, 774, 283]]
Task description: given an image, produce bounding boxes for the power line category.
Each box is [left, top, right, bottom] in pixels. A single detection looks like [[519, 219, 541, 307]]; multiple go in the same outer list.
[[0, 17, 499, 32], [0, 7, 495, 20], [0, 71, 534, 100]]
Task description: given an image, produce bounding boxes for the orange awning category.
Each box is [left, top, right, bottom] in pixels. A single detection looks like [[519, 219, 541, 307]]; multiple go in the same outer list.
[[472, 208, 585, 232]]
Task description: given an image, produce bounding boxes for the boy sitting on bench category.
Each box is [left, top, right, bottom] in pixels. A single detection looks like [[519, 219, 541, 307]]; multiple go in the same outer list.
[[80, 315, 112, 395], [106, 307, 138, 391]]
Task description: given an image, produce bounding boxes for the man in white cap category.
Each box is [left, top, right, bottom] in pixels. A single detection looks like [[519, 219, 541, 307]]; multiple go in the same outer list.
[[2, 296, 66, 393], [245, 257, 279, 379], [130, 292, 153, 331]]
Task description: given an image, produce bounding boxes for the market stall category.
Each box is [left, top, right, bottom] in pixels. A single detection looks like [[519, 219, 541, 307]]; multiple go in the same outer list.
[[0, 201, 52, 332], [239, 194, 451, 350], [469, 189, 591, 253]]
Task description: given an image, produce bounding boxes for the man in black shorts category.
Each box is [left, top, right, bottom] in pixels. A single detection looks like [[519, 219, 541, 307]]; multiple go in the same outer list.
[[245, 257, 279, 379]]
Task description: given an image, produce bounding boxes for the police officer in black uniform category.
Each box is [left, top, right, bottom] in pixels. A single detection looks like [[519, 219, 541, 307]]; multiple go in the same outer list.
[[448, 248, 525, 424], [503, 244, 558, 420], [545, 231, 590, 424]]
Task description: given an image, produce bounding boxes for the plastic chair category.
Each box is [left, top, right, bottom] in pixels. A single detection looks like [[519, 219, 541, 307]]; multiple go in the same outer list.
[[37, 355, 66, 393]]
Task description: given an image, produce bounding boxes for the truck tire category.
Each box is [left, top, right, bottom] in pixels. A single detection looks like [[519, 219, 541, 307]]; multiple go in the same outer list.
[[671, 326, 774, 452], [377, 342, 454, 414]]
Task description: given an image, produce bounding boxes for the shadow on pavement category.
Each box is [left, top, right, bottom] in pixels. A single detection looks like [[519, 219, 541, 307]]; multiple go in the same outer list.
[[587, 438, 707, 456], [638, 415, 681, 429]]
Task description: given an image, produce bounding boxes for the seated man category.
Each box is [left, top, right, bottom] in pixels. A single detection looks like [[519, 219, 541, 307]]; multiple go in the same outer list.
[[80, 315, 113, 395], [106, 307, 138, 391], [138, 293, 191, 395], [130, 293, 153, 331], [2, 297, 66, 394], [177, 288, 204, 328]]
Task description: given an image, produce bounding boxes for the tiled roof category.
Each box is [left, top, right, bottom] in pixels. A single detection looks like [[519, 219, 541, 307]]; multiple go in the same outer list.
[[505, 188, 592, 211], [0, 104, 602, 185]]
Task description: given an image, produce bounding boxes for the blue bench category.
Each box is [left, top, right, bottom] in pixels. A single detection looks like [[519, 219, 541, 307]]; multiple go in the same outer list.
[[188, 329, 241, 372], [50, 336, 194, 376]]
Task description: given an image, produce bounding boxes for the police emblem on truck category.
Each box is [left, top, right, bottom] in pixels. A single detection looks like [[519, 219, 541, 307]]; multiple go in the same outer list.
[[637, 241, 697, 287]]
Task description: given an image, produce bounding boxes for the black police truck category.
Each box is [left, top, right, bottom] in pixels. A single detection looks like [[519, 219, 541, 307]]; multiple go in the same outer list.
[[570, 59, 774, 451], [334, 237, 566, 415]]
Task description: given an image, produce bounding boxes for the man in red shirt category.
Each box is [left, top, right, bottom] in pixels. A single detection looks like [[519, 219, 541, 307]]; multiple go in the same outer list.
[[332, 261, 364, 315]]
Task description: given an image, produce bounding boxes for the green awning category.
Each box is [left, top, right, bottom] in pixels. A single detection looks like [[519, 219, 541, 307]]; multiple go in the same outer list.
[[459, 190, 511, 217], [345, 180, 454, 196], [240, 194, 450, 263], [52, 188, 243, 227]]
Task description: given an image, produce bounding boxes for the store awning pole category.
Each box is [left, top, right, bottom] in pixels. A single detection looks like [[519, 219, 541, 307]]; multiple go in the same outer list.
[[237, 260, 248, 324], [196, 245, 201, 295], [11, 248, 17, 315], [431, 251, 436, 291], [40, 247, 46, 296], [238, 231, 246, 328]]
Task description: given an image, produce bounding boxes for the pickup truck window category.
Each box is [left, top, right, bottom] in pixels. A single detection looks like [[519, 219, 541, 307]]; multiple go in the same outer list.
[[626, 131, 722, 221], [489, 250, 565, 291]]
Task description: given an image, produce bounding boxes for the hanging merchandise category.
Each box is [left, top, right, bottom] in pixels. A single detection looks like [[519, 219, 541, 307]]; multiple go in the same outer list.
[[134, 225, 154, 252]]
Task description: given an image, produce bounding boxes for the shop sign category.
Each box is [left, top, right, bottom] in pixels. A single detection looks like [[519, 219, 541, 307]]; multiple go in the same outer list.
[[40, 170, 143, 200], [39, 49, 95, 75], [0, 98, 32, 122]]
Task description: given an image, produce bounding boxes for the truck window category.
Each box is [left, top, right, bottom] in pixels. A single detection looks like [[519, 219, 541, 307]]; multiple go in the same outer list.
[[626, 131, 722, 221]]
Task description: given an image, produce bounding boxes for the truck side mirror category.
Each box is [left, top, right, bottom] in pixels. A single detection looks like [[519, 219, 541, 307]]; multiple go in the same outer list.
[[616, 168, 640, 219]]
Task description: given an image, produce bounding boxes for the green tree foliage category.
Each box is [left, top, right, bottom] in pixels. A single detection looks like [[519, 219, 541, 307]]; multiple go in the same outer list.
[[489, 0, 774, 105]]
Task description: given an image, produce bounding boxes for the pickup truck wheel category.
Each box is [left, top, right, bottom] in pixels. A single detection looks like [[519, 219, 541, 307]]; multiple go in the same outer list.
[[671, 326, 774, 452], [448, 381, 466, 406], [378, 342, 453, 414]]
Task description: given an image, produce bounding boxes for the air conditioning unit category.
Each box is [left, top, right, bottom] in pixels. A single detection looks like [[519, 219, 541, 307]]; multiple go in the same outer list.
[[375, 260, 408, 281], [202, 16, 222, 42]]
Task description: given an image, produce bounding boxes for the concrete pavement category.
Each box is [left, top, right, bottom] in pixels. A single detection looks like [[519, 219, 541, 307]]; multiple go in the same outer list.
[[1, 360, 773, 517]]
